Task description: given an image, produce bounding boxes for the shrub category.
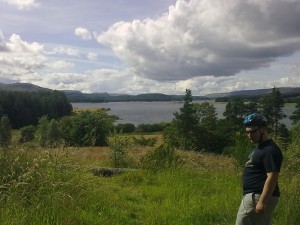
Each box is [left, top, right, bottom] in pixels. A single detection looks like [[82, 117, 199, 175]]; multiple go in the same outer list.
[[284, 121, 300, 173], [223, 135, 254, 171], [18, 125, 36, 143], [140, 144, 184, 172], [136, 123, 166, 133], [114, 123, 136, 133], [0, 116, 12, 149], [108, 131, 133, 168]]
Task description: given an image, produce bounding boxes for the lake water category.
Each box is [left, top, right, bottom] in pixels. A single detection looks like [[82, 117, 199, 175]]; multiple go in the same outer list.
[[72, 101, 296, 128]]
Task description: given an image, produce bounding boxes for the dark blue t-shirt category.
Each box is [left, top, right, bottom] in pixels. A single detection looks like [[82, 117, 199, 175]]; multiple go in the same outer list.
[[242, 139, 283, 196]]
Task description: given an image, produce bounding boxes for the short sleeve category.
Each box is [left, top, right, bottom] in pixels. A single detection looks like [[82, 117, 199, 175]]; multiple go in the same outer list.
[[263, 147, 282, 173]]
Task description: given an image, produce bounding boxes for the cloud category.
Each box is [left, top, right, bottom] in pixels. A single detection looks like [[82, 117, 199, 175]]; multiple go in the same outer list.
[[98, 0, 300, 81], [1, 0, 39, 10], [87, 52, 98, 61], [75, 27, 92, 40], [51, 46, 80, 57], [0, 34, 46, 80]]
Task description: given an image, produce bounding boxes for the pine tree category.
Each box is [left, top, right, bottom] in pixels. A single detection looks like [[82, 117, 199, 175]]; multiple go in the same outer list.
[[0, 116, 12, 149], [166, 89, 199, 150], [259, 87, 286, 138]]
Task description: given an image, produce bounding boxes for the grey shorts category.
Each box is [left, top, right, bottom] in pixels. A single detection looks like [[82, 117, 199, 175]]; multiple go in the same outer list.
[[235, 193, 279, 225]]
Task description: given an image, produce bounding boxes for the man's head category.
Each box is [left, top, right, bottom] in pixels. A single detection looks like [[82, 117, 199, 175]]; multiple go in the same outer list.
[[243, 113, 269, 144]]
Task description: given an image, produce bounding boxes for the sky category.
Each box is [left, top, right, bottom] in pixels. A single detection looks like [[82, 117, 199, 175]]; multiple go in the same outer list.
[[0, 0, 300, 96]]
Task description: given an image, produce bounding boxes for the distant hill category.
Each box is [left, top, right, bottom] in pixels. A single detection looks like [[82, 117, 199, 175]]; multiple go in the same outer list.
[[206, 87, 300, 98], [0, 82, 51, 92], [1, 82, 300, 102]]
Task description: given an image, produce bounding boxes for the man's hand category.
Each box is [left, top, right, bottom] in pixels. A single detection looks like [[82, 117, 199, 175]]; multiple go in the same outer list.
[[255, 201, 266, 214]]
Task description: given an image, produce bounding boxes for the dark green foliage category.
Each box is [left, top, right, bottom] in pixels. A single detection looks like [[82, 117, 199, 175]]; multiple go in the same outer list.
[[165, 90, 234, 153], [290, 97, 300, 125], [140, 144, 184, 172], [18, 125, 36, 143], [193, 102, 231, 153], [36, 116, 49, 147], [114, 123, 136, 133], [223, 97, 249, 132], [108, 130, 132, 168], [0, 105, 4, 118], [259, 87, 286, 138], [223, 135, 254, 171], [0, 90, 72, 129], [46, 119, 62, 147], [0, 116, 12, 149], [59, 109, 117, 146], [166, 89, 199, 150], [136, 123, 167, 133], [283, 122, 300, 173]]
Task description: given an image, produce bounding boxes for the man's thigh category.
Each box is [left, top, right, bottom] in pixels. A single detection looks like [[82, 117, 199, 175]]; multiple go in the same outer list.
[[235, 193, 279, 225]]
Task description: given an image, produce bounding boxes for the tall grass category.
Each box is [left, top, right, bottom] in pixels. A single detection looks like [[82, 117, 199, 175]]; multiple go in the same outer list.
[[0, 140, 299, 225]]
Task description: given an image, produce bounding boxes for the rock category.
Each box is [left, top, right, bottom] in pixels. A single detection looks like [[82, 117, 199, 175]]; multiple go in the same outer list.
[[89, 167, 127, 177]]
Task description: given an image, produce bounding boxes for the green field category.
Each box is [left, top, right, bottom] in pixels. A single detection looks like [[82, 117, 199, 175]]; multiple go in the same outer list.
[[0, 138, 299, 225]]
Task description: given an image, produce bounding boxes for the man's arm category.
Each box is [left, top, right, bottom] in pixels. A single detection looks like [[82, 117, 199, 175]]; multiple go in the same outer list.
[[256, 172, 279, 213]]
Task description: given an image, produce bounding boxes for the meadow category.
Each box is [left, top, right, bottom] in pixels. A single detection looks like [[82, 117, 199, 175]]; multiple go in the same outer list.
[[0, 134, 299, 225]]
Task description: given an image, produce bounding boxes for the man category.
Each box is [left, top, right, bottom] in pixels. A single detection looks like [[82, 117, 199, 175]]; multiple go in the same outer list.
[[235, 113, 283, 225]]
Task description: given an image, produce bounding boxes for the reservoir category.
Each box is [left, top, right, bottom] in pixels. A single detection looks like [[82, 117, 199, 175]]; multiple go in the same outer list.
[[72, 101, 296, 128]]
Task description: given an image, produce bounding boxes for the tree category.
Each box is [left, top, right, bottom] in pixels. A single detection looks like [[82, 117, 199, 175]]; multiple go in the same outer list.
[[36, 116, 50, 147], [165, 89, 199, 150], [223, 97, 249, 134], [0, 90, 72, 129], [46, 119, 62, 147], [18, 125, 36, 143], [259, 87, 286, 138], [0, 116, 12, 149], [290, 97, 300, 125], [194, 102, 218, 131], [59, 109, 117, 146], [0, 105, 4, 118]]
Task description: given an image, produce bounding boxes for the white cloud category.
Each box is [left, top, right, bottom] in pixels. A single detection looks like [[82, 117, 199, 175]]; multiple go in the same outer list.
[[0, 34, 46, 80], [87, 52, 98, 61], [75, 27, 92, 40], [52, 46, 80, 57], [46, 60, 74, 70], [98, 0, 300, 81], [1, 0, 39, 10]]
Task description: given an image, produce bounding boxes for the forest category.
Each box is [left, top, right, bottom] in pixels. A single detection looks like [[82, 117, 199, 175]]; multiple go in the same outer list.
[[0, 90, 72, 129]]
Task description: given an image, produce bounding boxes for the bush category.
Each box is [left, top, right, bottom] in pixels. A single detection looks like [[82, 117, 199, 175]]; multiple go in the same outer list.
[[18, 125, 36, 143], [284, 121, 300, 173], [108, 131, 133, 168], [114, 123, 136, 133], [0, 116, 11, 149], [140, 144, 184, 172], [136, 123, 166, 133], [223, 135, 254, 171]]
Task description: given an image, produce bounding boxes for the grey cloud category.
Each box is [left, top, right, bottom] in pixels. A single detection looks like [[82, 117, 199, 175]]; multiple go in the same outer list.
[[99, 0, 300, 81]]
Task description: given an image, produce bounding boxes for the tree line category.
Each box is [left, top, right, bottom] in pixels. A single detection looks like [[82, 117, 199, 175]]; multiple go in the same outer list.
[[163, 87, 300, 153], [0, 90, 72, 129], [0, 87, 300, 153]]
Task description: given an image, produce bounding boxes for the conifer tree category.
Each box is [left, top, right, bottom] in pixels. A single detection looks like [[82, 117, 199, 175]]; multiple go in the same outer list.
[[165, 89, 199, 150], [259, 87, 286, 138], [0, 116, 12, 149]]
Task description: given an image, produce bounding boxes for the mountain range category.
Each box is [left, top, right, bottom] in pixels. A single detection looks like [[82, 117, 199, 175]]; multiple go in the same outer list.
[[1, 82, 300, 102]]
